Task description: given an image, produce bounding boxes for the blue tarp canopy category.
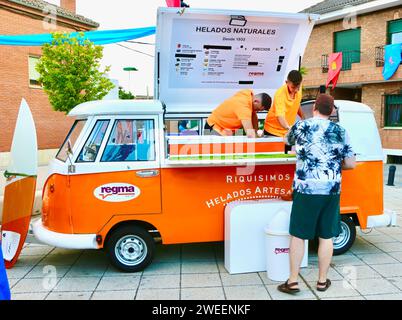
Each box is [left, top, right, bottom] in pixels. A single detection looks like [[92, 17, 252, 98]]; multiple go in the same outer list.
[[0, 27, 156, 46]]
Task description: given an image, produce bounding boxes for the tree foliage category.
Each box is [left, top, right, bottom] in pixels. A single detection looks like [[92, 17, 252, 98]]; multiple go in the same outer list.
[[36, 32, 115, 113], [300, 66, 308, 76], [118, 86, 135, 100]]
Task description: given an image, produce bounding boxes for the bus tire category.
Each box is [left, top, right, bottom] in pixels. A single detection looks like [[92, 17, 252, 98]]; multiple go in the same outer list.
[[333, 215, 356, 256], [106, 225, 155, 272]]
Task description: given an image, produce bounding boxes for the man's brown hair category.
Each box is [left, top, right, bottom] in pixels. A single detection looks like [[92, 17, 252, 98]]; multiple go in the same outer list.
[[314, 94, 334, 116], [287, 70, 303, 85], [256, 93, 272, 111]]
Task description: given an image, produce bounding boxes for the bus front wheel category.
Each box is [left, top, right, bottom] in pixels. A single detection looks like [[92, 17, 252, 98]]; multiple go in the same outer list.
[[106, 225, 155, 272]]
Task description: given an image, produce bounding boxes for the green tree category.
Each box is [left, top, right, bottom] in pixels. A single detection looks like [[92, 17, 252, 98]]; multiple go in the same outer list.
[[36, 32, 115, 113], [300, 66, 308, 76], [300, 67, 309, 98], [118, 86, 135, 100]]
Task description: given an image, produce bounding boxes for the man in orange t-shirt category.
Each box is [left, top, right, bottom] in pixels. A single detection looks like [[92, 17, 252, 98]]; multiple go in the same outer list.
[[264, 70, 305, 138], [205, 90, 271, 138]]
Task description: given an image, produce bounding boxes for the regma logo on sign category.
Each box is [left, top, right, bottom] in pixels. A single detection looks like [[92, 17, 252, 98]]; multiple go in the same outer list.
[[94, 183, 141, 202]]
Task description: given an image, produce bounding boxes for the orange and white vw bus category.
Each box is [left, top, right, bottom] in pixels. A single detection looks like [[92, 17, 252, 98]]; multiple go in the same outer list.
[[32, 8, 396, 272]]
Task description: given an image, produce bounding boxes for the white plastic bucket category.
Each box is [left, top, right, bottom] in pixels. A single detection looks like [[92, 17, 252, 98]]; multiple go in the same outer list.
[[264, 228, 291, 281], [264, 209, 309, 281]]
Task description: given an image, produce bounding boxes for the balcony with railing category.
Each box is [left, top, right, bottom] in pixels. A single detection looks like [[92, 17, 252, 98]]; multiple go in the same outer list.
[[321, 50, 361, 73], [375, 46, 385, 67], [321, 54, 328, 73]]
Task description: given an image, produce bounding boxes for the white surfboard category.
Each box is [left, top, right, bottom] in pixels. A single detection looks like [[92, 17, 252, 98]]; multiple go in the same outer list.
[[7, 98, 37, 178], [1, 98, 38, 268]]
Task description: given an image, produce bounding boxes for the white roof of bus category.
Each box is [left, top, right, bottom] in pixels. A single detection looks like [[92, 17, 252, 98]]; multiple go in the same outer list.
[[70, 98, 374, 118], [335, 100, 373, 113], [68, 99, 164, 118]]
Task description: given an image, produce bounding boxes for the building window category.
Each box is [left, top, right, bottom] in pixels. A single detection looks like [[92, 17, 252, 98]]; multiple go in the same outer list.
[[333, 28, 361, 70], [387, 19, 402, 44], [28, 56, 41, 87], [384, 94, 402, 127]]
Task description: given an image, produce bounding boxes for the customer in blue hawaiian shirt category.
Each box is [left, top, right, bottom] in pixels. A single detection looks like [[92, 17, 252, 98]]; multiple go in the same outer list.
[[278, 94, 356, 294]]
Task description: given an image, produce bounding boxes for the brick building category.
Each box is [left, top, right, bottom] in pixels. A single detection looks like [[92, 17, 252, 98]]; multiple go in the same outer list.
[[301, 0, 402, 160], [0, 0, 98, 159]]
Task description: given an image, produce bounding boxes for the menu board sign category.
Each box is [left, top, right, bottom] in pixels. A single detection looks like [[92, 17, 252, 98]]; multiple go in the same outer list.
[[168, 18, 299, 89]]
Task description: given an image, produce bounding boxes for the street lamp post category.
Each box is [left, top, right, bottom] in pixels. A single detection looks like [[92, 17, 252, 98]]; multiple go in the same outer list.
[[123, 66, 138, 95]]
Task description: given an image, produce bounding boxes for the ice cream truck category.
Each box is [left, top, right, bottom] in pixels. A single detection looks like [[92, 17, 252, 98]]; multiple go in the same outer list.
[[32, 7, 396, 272]]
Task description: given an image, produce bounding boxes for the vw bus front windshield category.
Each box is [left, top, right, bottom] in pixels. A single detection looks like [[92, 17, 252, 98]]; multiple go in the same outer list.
[[56, 120, 87, 162]]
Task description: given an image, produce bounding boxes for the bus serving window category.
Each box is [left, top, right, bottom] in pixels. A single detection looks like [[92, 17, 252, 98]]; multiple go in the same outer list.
[[101, 119, 155, 162], [301, 101, 315, 119], [329, 105, 339, 123], [165, 119, 201, 136], [56, 120, 87, 162], [77, 120, 109, 162]]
